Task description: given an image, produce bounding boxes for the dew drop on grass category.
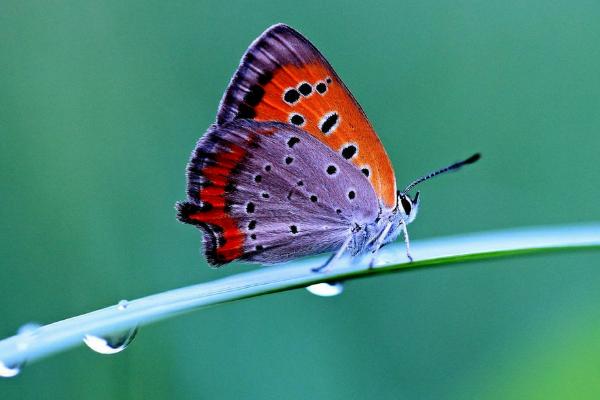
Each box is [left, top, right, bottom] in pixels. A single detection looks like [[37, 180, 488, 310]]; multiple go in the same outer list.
[[84, 300, 138, 355], [305, 282, 344, 297], [17, 322, 42, 335], [0, 360, 22, 378], [0, 322, 43, 377], [16, 322, 42, 351], [117, 299, 129, 310], [83, 326, 138, 355]]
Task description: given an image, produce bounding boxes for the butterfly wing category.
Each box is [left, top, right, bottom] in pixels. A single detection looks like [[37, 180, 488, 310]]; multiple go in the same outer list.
[[216, 23, 397, 209], [177, 120, 379, 266]]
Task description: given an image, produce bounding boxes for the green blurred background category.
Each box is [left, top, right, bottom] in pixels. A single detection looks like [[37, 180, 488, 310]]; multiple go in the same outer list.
[[2, 1, 600, 398]]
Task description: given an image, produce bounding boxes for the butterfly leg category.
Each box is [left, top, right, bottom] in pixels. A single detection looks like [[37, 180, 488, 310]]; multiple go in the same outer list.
[[368, 222, 393, 269], [311, 234, 353, 273], [400, 221, 414, 262]]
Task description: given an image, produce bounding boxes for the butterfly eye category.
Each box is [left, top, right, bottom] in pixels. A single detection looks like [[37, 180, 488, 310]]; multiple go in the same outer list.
[[400, 195, 412, 215]]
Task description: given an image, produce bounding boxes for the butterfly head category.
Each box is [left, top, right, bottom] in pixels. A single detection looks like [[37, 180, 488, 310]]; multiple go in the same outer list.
[[397, 191, 420, 224]]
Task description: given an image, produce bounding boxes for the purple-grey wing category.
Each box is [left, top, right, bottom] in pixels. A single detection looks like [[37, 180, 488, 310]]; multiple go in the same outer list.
[[177, 120, 380, 265]]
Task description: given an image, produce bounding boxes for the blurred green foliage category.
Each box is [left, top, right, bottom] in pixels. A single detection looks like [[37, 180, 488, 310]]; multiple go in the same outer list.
[[1, 1, 599, 398]]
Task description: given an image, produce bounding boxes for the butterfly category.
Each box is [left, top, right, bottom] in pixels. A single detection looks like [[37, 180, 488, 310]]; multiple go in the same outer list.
[[177, 23, 480, 269]]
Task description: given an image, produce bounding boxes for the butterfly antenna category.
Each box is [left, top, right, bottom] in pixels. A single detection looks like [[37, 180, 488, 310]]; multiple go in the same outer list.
[[401, 153, 481, 194]]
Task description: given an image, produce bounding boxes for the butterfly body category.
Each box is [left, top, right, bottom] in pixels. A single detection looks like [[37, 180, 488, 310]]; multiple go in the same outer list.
[[177, 24, 477, 267]]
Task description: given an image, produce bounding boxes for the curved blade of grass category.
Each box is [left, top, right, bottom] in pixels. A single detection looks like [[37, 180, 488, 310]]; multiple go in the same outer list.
[[1, 224, 599, 371]]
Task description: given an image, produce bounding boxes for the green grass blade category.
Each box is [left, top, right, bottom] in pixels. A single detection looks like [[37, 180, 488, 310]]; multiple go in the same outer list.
[[1, 224, 599, 371]]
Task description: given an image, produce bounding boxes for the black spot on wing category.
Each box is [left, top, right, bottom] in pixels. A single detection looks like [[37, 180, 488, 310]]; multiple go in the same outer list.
[[257, 71, 273, 85], [237, 103, 256, 119], [298, 82, 312, 96], [341, 145, 357, 159], [316, 82, 327, 94], [284, 89, 300, 104], [287, 137, 300, 148], [320, 112, 339, 134], [290, 114, 305, 126], [244, 85, 264, 107]]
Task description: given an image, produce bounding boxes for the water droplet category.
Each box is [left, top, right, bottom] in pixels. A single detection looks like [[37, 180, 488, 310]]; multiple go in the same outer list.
[[17, 322, 42, 335], [306, 282, 344, 297], [0, 323, 42, 377], [117, 299, 129, 310], [83, 327, 138, 355], [0, 361, 22, 378], [16, 322, 42, 351]]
